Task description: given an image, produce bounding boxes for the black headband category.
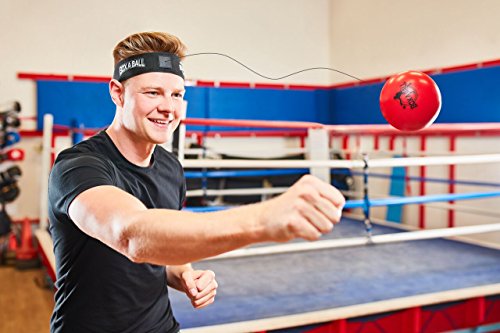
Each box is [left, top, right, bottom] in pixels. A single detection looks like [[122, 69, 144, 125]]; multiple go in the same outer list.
[[113, 52, 184, 82]]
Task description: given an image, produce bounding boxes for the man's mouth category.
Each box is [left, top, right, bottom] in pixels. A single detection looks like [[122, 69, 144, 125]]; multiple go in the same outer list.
[[148, 118, 172, 127]]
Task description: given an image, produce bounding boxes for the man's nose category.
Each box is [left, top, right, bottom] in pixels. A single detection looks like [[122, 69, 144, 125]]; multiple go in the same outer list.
[[158, 96, 175, 113]]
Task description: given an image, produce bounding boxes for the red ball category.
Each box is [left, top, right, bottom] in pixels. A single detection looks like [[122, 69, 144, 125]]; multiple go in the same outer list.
[[379, 70, 441, 131]]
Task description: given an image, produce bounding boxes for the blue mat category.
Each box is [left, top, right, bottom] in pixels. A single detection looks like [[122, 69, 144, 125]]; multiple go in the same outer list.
[[169, 217, 500, 328]]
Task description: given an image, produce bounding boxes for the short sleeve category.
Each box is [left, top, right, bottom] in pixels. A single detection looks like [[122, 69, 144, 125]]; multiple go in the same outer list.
[[49, 153, 115, 217], [179, 179, 186, 210]]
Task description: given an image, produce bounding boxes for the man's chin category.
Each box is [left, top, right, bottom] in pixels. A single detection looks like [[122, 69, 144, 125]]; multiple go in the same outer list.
[[150, 132, 174, 145]]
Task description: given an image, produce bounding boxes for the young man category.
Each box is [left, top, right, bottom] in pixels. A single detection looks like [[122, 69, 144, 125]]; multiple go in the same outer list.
[[48, 32, 345, 333]]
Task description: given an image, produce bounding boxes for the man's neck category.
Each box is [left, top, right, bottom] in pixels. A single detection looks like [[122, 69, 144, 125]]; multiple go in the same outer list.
[[105, 124, 155, 167]]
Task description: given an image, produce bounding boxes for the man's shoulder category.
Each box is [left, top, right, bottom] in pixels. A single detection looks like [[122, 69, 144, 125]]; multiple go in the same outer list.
[[154, 145, 183, 170], [55, 132, 113, 166]]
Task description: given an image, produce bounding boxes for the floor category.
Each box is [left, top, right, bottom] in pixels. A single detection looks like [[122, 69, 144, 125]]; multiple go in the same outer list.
[[0, 267, 54, 333]]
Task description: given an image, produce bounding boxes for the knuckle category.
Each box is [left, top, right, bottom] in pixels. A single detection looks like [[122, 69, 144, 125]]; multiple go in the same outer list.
[[299, 189, 317, 202], [305, 232, 319, 241], [321, 222, 333, 233], [291, 200, 306, 214], [297, 174, 314, 187], [285, 219, 300, 237]]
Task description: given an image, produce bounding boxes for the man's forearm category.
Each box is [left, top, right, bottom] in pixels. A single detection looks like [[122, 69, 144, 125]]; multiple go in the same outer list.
[[121, 202, 266, 266]]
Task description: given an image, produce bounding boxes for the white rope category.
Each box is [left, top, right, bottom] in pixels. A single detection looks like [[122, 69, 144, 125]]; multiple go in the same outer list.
[[368, 154, 500, 168], [203, 223, 500, 261], [183, 158, 359, 169], [182, 153, 500, 169], [187, 187, 288, 197], [186, 146, 498, 159], [425, 202, 500, 218]]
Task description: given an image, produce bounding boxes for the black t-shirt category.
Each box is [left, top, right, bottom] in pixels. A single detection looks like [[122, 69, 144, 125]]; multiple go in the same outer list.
[[48, 131, 186, 333]]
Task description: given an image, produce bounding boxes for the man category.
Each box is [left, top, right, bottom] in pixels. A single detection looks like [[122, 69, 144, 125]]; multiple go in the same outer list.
[[48, 31, 345, 333]]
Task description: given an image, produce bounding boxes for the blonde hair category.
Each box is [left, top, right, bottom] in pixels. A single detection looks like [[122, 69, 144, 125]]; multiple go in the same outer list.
[[113, 32, 187, 65]]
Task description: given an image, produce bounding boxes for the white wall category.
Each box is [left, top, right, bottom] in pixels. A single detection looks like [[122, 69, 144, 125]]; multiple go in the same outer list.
[[1, 0, 499, 246], [329, 0, 500, 83], [1, 0, 332, 119]]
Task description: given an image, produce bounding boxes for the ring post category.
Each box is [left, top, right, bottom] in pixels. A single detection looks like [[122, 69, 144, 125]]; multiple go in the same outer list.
[[40, 113, 53, 230], [308, 128, 330, 183]]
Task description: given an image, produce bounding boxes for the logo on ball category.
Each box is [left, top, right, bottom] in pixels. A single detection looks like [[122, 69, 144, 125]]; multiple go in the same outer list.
[[394, 82, 418, 110]]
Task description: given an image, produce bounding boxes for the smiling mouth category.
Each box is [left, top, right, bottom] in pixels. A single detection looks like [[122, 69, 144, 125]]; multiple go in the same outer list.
[[148, 118, 173, 126]]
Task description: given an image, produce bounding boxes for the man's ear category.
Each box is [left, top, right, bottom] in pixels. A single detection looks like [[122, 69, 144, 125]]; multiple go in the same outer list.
[[109, 79, 125, 108]]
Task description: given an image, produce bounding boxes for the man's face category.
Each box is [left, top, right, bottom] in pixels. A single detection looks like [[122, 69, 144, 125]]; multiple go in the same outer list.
[[121, 72, 185, 144]]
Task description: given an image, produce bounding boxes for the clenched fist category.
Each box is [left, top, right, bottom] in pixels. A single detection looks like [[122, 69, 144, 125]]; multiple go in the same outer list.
[[259, 175, 345, 242], [180, 269, 218, 309]]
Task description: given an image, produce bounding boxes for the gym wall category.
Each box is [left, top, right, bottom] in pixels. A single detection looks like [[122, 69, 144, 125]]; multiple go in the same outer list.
[[2, 0, 500, 235]]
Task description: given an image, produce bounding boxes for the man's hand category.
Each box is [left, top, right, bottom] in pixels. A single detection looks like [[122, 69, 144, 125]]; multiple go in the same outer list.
[[180, 269, 218, 309], [260, 175, 345, 242]]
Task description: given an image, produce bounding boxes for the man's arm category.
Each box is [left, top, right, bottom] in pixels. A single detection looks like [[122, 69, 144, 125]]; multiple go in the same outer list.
[[68, 175, 345, 266]]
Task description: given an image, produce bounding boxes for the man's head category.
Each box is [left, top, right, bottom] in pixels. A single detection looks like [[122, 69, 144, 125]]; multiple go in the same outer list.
[[109, 32, 187, 145]]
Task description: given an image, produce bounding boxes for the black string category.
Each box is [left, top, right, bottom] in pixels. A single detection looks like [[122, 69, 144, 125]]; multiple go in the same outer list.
[[184, 52, 364, 82]]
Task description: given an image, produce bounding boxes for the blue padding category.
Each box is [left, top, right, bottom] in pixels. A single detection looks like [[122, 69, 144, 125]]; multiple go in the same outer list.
[[330, 66, 500, 125], [330, 83, 386, 125], [184, 169, 309, 179], [386, 155, 405, 223], [208, 88, 317, 121], [184, 86, 209, 132], [432, 68, 500, 123], [37, 80, 115, 130], [35, 66, 500, 130]]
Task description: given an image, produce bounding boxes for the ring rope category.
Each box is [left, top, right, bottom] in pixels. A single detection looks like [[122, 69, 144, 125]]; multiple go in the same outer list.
[[188, 188, 500, 220], [185, 146, 500, 160], [424, 202, 500, 219], [182, 154, 500, 169], [184, 190, 500, 212], [345, 191, 500, 209], [184, 169, 310, 179], [187, 187, 288, 197], [185, 168, 500, 189], [204, 223, 500, 261]]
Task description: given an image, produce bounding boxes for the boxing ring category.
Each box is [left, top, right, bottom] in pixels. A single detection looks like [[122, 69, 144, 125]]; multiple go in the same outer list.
[[34, 115, 500, 332], [169, 217, 500, 332]]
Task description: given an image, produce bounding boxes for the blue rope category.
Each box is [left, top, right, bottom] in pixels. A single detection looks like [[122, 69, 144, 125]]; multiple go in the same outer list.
[[184, 190, 500, 213], [344, 191, 500, 209], [184, 168, 500, 188], [184, 169, 309, 178]]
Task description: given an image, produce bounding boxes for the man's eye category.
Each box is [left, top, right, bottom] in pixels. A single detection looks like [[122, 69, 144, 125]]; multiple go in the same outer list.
[[173, 93, 184, 99], [146, 91, 159, 96]]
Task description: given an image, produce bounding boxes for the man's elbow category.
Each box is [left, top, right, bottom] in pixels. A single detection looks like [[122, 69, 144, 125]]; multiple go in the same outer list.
[[114, 218, 146, 264], [113, 213, 200, 266]]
